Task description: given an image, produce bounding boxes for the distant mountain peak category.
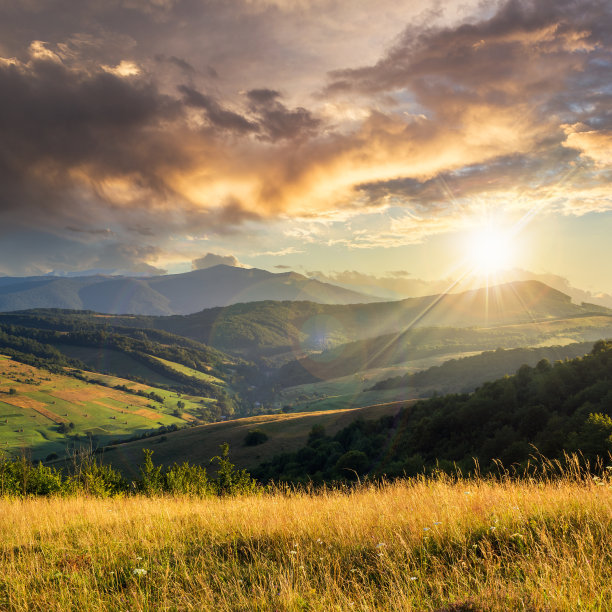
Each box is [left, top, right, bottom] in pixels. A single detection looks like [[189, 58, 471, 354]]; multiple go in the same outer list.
[[0, 265, 381, 316]]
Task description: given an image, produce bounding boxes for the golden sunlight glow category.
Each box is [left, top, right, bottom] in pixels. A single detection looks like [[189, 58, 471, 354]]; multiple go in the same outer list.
[[468, 225, 514, 275]]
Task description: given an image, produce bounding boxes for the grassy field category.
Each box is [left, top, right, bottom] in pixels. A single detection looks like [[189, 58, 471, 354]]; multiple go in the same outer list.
[[51, 344, 178, 387], [0, 471, 609, 610], [150, 356, 226, 385], [0, 355, 189, 460], [98, 402, 411, 477]]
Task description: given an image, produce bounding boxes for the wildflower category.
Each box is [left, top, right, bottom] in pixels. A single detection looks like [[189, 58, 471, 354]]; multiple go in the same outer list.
[[433, 521, 442, 525], [132, 568, 147, 576], [316, 538, 323, 545], [423, 527, 430, 532], [289, 550, 297, 555], [376, 542, 386, 549], [410, 576, 418, 581], [489, 526, 496, 531]]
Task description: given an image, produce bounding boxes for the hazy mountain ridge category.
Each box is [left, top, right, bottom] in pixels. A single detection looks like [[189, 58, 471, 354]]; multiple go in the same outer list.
[[153, 279, 612, 358], [0, 266, 381, 316]]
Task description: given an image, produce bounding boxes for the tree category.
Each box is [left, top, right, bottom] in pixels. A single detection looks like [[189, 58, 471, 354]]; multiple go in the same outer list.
[[334, 450, 369, 479], [244, 429, 268, 446]]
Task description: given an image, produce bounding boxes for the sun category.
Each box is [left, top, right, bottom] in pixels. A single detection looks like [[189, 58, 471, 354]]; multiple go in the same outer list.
[[467, 225, 514, 276]]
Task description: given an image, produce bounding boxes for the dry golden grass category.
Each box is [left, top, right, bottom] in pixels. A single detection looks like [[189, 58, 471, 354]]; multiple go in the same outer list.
[[0, 475, 610, 611]]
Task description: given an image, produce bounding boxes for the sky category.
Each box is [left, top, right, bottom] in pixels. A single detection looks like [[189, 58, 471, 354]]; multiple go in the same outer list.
[[1, 0, 611, 296]]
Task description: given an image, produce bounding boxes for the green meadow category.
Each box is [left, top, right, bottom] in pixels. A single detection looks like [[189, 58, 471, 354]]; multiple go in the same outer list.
[[0, 355, 191, 460]]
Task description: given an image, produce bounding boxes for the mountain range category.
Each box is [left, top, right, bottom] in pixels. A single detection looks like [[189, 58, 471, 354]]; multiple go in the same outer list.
[[0, 265, 380, 315]]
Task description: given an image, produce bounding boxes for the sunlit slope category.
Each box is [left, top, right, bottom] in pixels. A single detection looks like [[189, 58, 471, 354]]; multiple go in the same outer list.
[[2, 281, 607, 365], [276, 318, 612, 387], [98, 402, 412, 477], [0, 355, 189, 461], [275, 342, 596, 412], [153, 280, 608, 357]]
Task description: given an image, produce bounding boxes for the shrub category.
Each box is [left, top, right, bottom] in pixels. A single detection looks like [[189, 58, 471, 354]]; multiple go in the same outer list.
[[244, 429, 268, 446]]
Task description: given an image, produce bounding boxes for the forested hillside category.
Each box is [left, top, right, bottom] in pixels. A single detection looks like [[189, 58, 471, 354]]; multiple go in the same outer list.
[[255, 340, 612, 482], [368, 343, 594, 396]]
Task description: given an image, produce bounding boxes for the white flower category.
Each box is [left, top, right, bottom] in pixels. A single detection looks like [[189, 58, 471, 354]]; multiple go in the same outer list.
[[489, 526, 496, 531], [133, 568, 147, 576], [410, 576, 418, 581]]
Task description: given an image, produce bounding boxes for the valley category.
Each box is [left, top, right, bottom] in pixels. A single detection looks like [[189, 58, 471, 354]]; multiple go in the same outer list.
[[0, 276, 610, 475]]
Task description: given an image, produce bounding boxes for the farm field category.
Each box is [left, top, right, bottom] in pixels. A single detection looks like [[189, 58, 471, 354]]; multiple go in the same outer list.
[[97, 402, 412, 477], [0, 473, 609, 610], [0, 355, 188, 461]]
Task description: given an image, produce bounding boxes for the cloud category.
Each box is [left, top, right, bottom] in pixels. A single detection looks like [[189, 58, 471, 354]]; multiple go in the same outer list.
[[0, 0, 611, 274], [192, 252, 242, 269], [309, 269, 453, 299], [563, 124, 612, 168], [246, 88, 320, 142], [179, 85, 259, 133], [101, 60, 141, 77]]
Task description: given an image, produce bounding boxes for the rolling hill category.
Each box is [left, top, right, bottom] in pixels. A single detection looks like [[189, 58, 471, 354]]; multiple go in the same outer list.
[[84, 402, 411, 477], [0, 266, 380, 316], [0, 355, 191, 461], [256, 340, 612, 483], [150, 280, 611, 359], [274, 316, 612, 387]]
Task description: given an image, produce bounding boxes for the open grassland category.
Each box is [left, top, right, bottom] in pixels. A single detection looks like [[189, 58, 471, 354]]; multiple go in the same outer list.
[[83, 371, 217, 419], [49, 344, 178, 387], [151, 356, 226, 386], [101, 403, 410, 477], [0, 474, 610, 611], [0, 356, 187, 460]]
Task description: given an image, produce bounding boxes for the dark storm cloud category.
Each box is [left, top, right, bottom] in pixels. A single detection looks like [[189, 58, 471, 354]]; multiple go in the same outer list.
[[0, 54, 183, 216], [179, 85, 259, 133], [327, 0, 612, 100], [247, 88, 321, 142], [247, 88, 281, 105], [155, 54, 196, 74]]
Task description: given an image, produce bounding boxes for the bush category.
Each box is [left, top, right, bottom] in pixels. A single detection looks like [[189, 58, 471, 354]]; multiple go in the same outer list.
[[244, 429, 269, 446]]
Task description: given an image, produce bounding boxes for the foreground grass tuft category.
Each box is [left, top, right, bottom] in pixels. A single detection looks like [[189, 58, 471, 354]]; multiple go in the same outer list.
[[0, 472, 610, 611]]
